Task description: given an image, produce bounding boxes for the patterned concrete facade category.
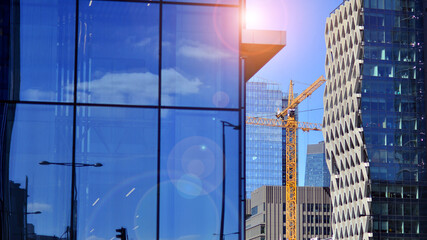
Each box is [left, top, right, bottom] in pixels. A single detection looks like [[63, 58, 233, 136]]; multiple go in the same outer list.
[[323, 0, 372, 239]]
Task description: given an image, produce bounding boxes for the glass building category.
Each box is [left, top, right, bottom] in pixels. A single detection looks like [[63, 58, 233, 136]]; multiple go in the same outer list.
[[324, 0, 427, 239], [0, 0, 286, 239], [245, 80, 284, 198], [305, 141, 330, 187]]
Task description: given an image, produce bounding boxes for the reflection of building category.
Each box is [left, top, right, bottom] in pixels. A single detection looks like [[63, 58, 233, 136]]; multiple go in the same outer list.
[[9, 181, 27, 240], [324, 0, 427, 239], [1, 1, 286, 239], [305, 141, 330, 187], [245, 186, 332, 240]]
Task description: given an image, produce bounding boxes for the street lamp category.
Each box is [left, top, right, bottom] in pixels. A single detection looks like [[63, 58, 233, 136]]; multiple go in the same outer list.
[[220, 121, 240, 240], [39, 161, 103, 167]]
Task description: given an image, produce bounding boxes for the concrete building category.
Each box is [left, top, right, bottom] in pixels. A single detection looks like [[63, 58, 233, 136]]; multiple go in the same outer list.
[[324, 0, 427, 239], [305, 141, 330, 187], [245, 186, 332, 240]]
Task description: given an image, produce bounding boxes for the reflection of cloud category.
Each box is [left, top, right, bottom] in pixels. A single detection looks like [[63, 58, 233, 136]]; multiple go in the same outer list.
[[135, 37, 152, 47], [27, 202, 52, 212], [161, 69, 202, 95], [23, 68, 202, 105], [178, 235, 201, 240], [86, 236, 106, 240], [178, 40, 231, 61], [22, 89, 57, 101], [70, 69, 200, 105]]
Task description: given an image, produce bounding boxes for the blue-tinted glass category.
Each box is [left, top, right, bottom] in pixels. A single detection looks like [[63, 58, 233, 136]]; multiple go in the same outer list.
[[6, 104, 72, 238], [75, 106, 158, 240], [77, 1, 159, 105], [245, 81, 284, 197], [165, 0, 239, 4], [162, 5, 239, 108], [18, 0, 75, 102], [160, 109, 239, 240]]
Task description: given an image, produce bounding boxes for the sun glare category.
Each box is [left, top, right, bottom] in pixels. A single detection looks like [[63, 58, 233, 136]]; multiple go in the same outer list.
[[245, 8, 261, 29]]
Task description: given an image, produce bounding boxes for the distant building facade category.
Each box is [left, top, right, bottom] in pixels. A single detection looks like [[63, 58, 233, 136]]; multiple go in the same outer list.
[[305, 141, 330, 187], [246, 80, 284, 198], [245, 186, 332, 240]]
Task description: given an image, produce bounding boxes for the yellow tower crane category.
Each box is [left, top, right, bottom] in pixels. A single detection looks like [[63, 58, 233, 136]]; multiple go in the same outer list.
[[246, 75, 326, 240]]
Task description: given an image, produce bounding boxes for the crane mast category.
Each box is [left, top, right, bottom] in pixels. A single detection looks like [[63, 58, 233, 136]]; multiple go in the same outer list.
[[246, 75, 325, 240]]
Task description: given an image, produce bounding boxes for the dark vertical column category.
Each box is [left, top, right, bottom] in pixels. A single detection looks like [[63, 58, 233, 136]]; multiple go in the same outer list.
[[71, 0, 80, 239], [156, 2, 162, 240]]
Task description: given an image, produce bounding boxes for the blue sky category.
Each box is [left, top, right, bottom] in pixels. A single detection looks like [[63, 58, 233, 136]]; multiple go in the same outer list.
[[246, 0, 344, 186]]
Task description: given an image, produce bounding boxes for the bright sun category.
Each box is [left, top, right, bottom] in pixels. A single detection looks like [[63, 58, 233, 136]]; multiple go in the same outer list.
[[245, 8, 261, 28]]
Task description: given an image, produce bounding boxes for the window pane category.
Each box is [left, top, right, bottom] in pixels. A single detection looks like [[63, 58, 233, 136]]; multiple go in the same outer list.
[[5, 104, 73, 238], [166, 0, 239, 4], [162, 5, 239, 108], [160, 109, 240, 240], [75, 106, 158, 240], [77, 1, 159, 105], [18, 0, 75, 102]]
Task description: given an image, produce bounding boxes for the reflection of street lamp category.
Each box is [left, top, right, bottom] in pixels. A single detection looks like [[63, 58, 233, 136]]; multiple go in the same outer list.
[[39, 161, 103, 167], [25, 211, 42, 215], [39, 161, 103, 239], [220, 121, 240, 240]]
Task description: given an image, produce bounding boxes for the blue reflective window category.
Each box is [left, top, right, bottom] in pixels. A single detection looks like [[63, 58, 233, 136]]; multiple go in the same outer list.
[[18, 0, 76, 102], [6, 104, 73, 238], [75, 106, 158, 240], [77, 1, 159, 105], [165, 0, 239, 5], [162, 5, 239, 108], [160, 109, 239, 239]]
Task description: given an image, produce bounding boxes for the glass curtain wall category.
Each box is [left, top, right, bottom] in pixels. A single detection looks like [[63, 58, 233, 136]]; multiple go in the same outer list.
[[0, 1, 243, 240], [362, 0, 427, 238]]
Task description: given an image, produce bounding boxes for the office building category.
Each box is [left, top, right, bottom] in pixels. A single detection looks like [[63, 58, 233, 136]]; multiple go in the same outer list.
[[324, 0, 427, 239], [0, 0, 286, 239], [305, 141, 330, 187], [245, 186, 332, 240], [246, 80, 284, 198]]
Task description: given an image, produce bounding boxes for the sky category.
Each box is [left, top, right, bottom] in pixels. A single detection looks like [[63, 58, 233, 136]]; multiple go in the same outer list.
[[245, 0, 344, 186]]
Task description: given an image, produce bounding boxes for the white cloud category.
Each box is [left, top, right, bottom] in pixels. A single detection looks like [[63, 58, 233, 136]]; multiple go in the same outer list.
[[27, 202, 52, 212], [178, 40, 232, 61]]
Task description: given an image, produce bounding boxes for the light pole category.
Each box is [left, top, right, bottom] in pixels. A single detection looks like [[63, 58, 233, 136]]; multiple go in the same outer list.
[[39, 160, 103, 240], [213, 231, 239, 240], [220, 121, 240, 240], [39, 161, 103, 167]]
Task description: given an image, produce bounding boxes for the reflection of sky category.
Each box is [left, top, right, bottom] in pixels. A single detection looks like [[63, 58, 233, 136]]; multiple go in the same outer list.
[[160, 109, 240, 239], [12, 0, 242, 239]]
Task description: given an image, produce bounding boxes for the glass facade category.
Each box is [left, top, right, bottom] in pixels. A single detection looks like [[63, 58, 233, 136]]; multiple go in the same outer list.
[[0, 1, 244, 240], [305, 141, 330, 187], [362, 0, 427, 238], [245, 80, 285, 198]]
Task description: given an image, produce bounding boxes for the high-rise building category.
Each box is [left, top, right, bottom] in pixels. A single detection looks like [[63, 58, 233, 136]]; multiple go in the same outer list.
[[246, 80, 297, 198], [324, 0, 427, 239], [0, 1, 286, 239], [305, 141, 330, 187], [245, 185, 333, 240], [246, 80, 284, 198]]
